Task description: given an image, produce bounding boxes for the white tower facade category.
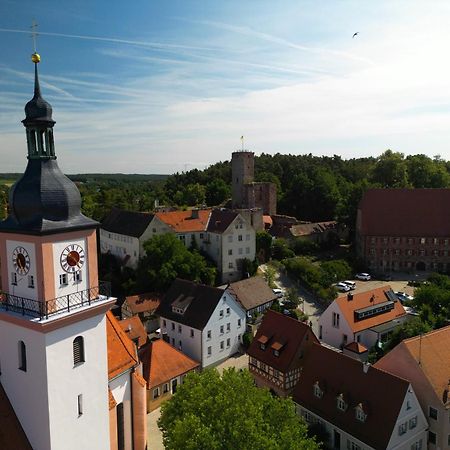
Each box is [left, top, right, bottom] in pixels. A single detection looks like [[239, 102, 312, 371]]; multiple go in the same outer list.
[[0, 54, 114, 450]]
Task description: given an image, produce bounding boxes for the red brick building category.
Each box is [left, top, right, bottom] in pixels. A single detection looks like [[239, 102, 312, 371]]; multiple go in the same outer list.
[[356, 189, 450, 273]]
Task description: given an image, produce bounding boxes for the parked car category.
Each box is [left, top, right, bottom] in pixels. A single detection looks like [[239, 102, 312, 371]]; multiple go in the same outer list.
[[272, 288, 283, 298], [394, 291, 414, 303], [355, 273, 371, 281], [342, 280, 356, 290], [336, 282, 351, 292]]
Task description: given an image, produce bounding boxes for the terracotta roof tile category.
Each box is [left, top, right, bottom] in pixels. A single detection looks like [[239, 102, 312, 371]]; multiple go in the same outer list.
[[335, 286, 406, 333], [139, 339, 200, 388], [226, 276, 277, 311], [108, 388, 117, 410], [0, 383, 32, 449], [402, 325, 450, 405], [293, 344, 409, 449], [132, 371, 147, 388], [119, 316, 148, 348], [247, 310, 319, 372], [123, 293, 161, 314], [344, 341, 368, 353], [107, 311, 138, 380], [155, 209, 210, 233], [359, 188, 450, 236]]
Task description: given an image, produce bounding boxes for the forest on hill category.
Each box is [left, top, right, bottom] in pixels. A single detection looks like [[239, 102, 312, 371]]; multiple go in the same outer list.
[[1, 150, 450, 231]]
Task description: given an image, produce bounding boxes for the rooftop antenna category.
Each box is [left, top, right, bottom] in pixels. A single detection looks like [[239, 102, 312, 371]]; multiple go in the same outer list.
[[31, 19, 39, 53], [240, 135, 244, 151]]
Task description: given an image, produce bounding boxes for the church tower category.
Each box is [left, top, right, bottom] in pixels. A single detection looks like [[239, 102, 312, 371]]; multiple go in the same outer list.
[[0, 53, 114, 450]]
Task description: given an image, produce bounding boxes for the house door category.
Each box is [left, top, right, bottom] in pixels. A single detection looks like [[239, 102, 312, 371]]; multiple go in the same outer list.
[[171, 378, 178, 394], [333, 430, 341, 449]]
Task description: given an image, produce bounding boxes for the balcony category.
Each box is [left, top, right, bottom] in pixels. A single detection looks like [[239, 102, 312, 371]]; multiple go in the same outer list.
[[0, 281, 111, 320]]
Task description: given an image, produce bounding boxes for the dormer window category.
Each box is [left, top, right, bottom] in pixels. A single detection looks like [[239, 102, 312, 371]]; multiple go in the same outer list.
[[337, 394, 347, 411], [313, 382, 323, 399], [355, 404, 367, 422], [171, 294, 194, 315], [271, 341, 284, 357], [257, 335, 270, 350]]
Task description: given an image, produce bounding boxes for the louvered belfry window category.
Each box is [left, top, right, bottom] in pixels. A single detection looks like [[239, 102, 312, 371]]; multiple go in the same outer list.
[[73, 336, 85, 366]]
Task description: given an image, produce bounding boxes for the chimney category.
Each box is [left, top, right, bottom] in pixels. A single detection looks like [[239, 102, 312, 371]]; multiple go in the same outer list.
[[347, 293, 353, 301], [363, 362, 370, 374], [191, 209, 199, 219]]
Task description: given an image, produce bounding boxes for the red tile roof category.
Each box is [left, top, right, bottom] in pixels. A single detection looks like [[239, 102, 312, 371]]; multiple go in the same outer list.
[[395, 325, 450, 406], [139, 339, 200, 388], [107, 311, 139, 380], [108, 388, 117, 410], [358, 188, 450, 236], [123, 293, 161, 315], [155, 209, 210, 233], [293, 343, 409, 449], [344, 341, 368, 354], [0, 384, 32, 449], [119, 316, 148, 348], [247, 310, 319, 373], [335, 286, 406, 333]]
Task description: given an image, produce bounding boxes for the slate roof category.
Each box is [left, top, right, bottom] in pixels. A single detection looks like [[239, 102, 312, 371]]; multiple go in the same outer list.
[[107, 311, 139, 380], [101, 207, 154, 238], [334, 286, 406, 333], [0, 383, 32, 449], [226, 276, 277, 311], [139, 339, 200, 388], [155, 209, 210, 232], [358, 188, 450, 236], [119, 316, 148, 348], [247, 310, 319, 373], [207, 209, 239, 233], [293, 343, 410, 450], [155, 278, 225, 330]]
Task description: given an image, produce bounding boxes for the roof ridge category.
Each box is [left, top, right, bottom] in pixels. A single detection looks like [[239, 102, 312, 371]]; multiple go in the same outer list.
[[403, 324, 450, 343]]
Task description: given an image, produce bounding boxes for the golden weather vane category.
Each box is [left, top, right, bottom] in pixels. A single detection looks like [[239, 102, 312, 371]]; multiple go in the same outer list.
[[30, 19, 40, 63]]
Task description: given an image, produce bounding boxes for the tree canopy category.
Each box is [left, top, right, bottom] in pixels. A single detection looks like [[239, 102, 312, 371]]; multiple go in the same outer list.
[[158, 368, 319, 450]]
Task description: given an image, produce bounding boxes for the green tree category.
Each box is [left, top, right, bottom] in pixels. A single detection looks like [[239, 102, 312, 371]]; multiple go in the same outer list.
[[205, 178, 230, 206], [263, 266, 277, 288], [256, 230, 273, 262], [370, 150, 408, 187], [158, 368, 319, 450], [272, 238, 295, 260], [134, 233, 216, 292]]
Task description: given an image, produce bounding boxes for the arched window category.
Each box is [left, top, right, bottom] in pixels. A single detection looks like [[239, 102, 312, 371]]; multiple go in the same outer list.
[[18, 341, 27, 372], [73, 336, 85, 366]]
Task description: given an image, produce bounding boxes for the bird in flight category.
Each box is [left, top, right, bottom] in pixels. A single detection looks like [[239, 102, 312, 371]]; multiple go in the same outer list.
[[352, 32, 359, 38]]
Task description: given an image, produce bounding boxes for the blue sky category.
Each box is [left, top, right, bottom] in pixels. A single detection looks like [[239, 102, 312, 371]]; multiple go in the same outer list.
[[2, 1, 450, 174]]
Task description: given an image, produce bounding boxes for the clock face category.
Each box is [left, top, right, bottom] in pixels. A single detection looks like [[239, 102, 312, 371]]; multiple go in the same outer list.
[[12, 246, 31, 275], [60, 244, 85, 273]]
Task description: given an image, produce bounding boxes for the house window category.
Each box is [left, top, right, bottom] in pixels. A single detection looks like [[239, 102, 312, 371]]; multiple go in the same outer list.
[[347, 441, 361, 450], [153, 387, 160, 399], [74, 271, 82, 283], [226, 307, 230, 315], [179, 235, 186, 244], [371, 237, 376, 244], [117, 403, 125, 450], [171, 338, 175, 346], [411, 440, 422, 450], [238, 235, 243, 241], [238, 248, 243, 255], [420, 237, 426, 244], [398, 422, 407, 435], [190, 329, 194, 338], [260, 362, 266, 371], [73, 336, 85, 366], [355, 407, 366, 422], [220, 325, 224, 334], [228, 249, 233, 255], [433, 238, 438, 244], [18, 341, 27, 372], [237, 319, 241, 327], [428, 431, 436, 445], [163, 320, 167, 327], [226, 323, 230, 332], [409, 416, 417, 429], [178, 325, 182, 333], [207, 330, 211, 339], [77, 394, 83, 416], [200, 233, 204, 239], [220, 310, 224, 318], [228, 262, 233, 269], [163, 384, 169, 393], [370, 248, 376, 255], [28, 275, 34, 288], [11, 272, 17, 285], [59, 273, 68, 286], [332, 312, 340, 328], [226, 338, 230, 348], [220, 341, 224, 350], [445, 239, 449, 246], [429, 406, 438, 420], [336, 395, 346, 411], [207, 346, 212, 356], [171, 323, 175, 331], [313, 383, 323, 399], [228, 235, 233, 243], [406, 399, 411, 410], [246, 247, 250, 254], [179, 340, 182, 350]]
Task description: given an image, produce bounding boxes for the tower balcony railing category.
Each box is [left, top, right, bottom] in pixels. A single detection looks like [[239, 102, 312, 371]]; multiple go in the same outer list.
[[0, 281, 112, 321]]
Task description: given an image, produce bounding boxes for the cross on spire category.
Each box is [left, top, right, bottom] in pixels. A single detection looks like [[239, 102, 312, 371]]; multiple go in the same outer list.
[[31, 20, 38, 53]]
